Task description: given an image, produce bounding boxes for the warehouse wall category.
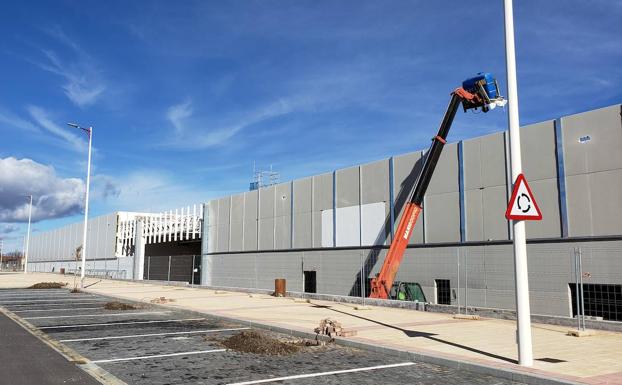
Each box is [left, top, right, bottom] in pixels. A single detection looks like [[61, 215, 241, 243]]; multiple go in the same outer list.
[[29, 212, 119, 262], [203, 240, 622, 318], [201, 104, 622, 317], [203, 104, 622, 254]]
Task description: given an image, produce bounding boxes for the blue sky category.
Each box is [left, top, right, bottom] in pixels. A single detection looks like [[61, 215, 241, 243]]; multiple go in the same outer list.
[[1, 0, 621, 251]]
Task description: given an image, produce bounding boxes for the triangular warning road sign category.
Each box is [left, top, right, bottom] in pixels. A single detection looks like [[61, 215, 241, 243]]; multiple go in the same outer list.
[[505, 174, 542, 221]]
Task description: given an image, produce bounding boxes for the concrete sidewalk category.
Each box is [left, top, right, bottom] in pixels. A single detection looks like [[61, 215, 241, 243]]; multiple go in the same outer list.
[[2, 273, 621, 385]]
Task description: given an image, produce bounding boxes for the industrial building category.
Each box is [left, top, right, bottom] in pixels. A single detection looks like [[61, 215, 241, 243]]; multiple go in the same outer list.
[[201, 104, 622, 320], [27, 104, 622, 321], [27, 207, 203, 279]]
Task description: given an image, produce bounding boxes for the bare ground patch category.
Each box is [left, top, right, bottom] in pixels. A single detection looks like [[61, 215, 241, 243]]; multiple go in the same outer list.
[[103, 301, 138, 310], [28, 282, 67, 289], [210, 330, 327, 356]]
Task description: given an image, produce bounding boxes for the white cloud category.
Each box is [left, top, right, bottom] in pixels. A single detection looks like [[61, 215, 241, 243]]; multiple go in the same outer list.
[[0, 157, 85, 223], [93, 170, 212, 213], [32, 30, 106, 107], [165, 98, 294, 149], [27, 106, 87, 152], [0, 107, 40, 134], [166, 100, 193, 132]]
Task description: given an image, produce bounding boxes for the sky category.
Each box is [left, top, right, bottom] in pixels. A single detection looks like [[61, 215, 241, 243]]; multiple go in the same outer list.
[[0, 0, 621, 252]]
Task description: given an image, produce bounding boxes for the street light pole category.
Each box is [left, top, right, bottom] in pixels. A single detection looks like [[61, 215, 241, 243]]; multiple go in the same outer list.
[[69, 123, 93, 288], [24, 195, 33, 274], [504, 0, 533, 366]]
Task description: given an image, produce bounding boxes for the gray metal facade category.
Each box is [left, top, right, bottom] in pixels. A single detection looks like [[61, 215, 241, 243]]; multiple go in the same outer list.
[[202, 104, 622, 318], [28, 212, 119, 263]]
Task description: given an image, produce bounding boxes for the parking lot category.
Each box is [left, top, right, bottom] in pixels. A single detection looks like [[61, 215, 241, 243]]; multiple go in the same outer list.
[[0, 287, 526, 385]]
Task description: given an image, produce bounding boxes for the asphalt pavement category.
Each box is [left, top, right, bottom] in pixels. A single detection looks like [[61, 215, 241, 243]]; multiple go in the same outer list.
[[0, 288, 528, 385]]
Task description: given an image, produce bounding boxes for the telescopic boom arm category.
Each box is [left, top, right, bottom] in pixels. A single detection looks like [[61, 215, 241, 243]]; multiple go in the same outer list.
[[369, 73, 506, 299]]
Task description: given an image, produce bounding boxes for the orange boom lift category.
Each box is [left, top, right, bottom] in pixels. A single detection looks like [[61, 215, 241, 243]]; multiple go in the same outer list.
[[369, 73, 507, 299]]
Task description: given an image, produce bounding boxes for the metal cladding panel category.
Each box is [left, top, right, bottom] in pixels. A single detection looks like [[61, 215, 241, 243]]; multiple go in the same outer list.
[[463, 132, 506, 190], [567, 170, 622, 236], [206, 201, 218, 253], [216, 197, 230, 253], [312, 173, 333, 248], [465, 190, 484, 241], [274, 215, 292, 249], [427, 142, 459, 194], [361, 159, 389, 204], [259, 185, 275, 219], [392, 151, 424, 244], [312, 173, 333, 210], [274, 182, 292, 217], [243, 190, 258, 251], [293, 177, 312, 213], [256, 253, 303, 291], [524, 178, 561, 238], [589, 169, 622, 236], [312, 211, 324, 248], [293, 212, 312, 248], [361, 159, 390, 246], [229, 193, 245, 252], [293, 177, 312, 248], [258, 217, 275, 250], [336, 166, 359, 208], [562, 105, 622, 176], [424, 192, 460, 243], [482, 185, 510, 241], [521, 121, 558, 181]]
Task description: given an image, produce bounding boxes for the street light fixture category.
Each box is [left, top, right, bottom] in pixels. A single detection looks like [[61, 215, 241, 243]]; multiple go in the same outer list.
[[24, 195, 33, 273], [68, 122, 93, 288]]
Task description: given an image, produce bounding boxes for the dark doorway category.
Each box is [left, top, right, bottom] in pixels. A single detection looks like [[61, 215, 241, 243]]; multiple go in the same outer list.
[[436, 279, 451, 305], [304, 271, 317, 293]]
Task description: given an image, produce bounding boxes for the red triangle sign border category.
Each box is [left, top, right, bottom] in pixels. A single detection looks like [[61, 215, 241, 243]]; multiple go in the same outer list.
[[505, 173, 543, 221]]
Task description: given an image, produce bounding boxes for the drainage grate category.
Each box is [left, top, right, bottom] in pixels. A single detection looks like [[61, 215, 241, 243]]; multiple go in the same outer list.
[[536, 357, 567, 363]]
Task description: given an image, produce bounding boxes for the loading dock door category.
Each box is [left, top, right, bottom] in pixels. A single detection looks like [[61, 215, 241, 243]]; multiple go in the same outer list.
[[304, 271, 317, 293]]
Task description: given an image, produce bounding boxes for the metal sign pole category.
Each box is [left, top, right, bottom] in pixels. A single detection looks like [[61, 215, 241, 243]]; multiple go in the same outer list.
[[504, 0, 533, 366]]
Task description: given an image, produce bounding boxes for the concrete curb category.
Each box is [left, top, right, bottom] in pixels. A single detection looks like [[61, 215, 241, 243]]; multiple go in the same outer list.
[[83, 288, 586, 385]]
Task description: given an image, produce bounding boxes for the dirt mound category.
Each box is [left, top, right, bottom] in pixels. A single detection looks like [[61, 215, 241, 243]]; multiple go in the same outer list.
[[104, 301, 137, 310], [219, 330, 304, 356], [28, 282, 67, 289]]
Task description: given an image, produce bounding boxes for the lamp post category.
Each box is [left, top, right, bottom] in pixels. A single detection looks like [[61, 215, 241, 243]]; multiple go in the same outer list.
[[24, 195, 33, 273], [68, 123, 93, 288], [504, 0, 533, 366]]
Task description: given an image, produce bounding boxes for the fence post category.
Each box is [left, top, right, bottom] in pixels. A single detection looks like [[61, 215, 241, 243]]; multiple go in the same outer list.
[[574, 247, 581, 331], [191, 255, 195, 287], [464, 250, 468, 315], [578, 247, 586, 331], [457, 249, 461, 315], [359, 251, 364, 301], [167, 256, 171, 282]]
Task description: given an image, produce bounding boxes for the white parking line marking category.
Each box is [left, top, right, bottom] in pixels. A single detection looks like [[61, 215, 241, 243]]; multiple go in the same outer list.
[[60, 327, 250, 342], [0, 298, 107, 304], [226, 362, 416, 385], [39, 318, 206, 329], [24, 311, 169, 320], [92, 349, 226, 363], [4, 302, 105, 308], [12, 307, 104, 313]]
